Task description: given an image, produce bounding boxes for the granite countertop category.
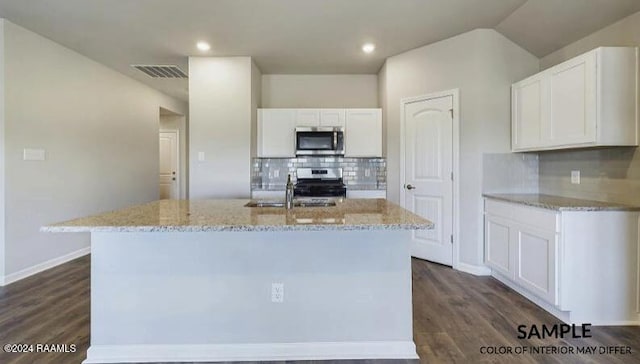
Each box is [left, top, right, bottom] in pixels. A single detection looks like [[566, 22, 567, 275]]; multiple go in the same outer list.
[[483, 193, 640, 211], [42, 199, 433, 233]]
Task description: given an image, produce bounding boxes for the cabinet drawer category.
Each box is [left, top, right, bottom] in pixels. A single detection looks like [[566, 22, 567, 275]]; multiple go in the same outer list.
[[485, 199, 559, 233]]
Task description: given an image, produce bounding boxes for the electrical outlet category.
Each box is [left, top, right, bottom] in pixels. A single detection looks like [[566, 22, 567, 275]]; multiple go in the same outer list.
[[23, 148, 46, 161], [271, 283, 284, 303], [364, 168, 371, 177], [273, 169, 280, 178], [571, 170, 580, 184]]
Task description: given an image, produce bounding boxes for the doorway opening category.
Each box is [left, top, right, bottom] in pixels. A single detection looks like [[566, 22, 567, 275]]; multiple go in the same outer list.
[[159, 107, 187, 199], [400, 89, 460, 269]]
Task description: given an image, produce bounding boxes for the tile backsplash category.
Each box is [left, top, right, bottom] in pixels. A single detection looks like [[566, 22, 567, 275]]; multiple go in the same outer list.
[[483, 153, 539, 194], [538, 147, 640, 205], [252, 157, 386, 191]]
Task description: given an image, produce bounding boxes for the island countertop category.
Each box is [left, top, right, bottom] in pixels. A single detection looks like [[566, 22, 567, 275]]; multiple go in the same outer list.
[[42, 198, 434, 233]]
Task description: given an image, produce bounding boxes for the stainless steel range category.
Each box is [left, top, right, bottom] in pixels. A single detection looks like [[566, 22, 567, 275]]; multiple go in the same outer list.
[[294, 168, 346, 198]]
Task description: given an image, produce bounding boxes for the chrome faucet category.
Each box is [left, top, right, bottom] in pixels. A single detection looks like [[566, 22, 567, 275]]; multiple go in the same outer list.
[[285, 174, 294, 209]]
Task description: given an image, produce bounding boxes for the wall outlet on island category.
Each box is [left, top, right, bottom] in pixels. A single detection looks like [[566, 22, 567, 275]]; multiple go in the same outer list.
[[571, 170, 581, 184], [271, 283, 284, 303]]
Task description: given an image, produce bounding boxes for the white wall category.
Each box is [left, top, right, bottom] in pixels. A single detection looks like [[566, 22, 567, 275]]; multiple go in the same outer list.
[[381, 29, 539, 269], [251, 61, 262, 158], [541, 10, 640, 69], [188, 57, 257, 198], [0, 20, 5, 281], [159, 112, 188, 199], [261, 74, 378, 108], [377, 64, 388, 157], [0, 20, 187, 283]]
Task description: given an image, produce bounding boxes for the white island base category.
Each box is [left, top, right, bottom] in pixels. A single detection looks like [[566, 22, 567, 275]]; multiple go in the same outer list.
[[84, 230, 418, 363]]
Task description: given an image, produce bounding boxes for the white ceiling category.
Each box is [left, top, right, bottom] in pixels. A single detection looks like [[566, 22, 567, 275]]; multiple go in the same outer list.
[[0, 0, 638, 101]]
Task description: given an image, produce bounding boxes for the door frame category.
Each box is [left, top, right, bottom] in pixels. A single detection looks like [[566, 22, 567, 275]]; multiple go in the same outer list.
[[159, 129, 180, 199], [399, 89, 460, 270]]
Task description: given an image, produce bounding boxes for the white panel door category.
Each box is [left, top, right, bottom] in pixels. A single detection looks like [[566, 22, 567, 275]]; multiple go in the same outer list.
[[258, 109, 296, 157], [345, 109, 382, 157], [295, 109, 321, 127], [548, 52, 597, 146], [159, 131, 178, 199], [319, 109, 346, 127], [403, 96, 453, 266]]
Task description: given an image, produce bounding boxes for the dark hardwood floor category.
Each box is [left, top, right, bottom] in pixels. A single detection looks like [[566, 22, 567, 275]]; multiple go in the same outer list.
[[1, 256, 639, 363]]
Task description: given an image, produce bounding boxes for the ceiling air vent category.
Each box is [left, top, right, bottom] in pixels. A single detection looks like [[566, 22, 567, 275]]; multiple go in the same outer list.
[[131, 64, 188, 79]]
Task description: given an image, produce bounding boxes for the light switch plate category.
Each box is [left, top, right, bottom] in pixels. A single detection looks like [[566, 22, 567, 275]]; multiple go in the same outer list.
[[23, 148, 46, 161], [571, 170, 580, 184], [198, 152, 205, 162]]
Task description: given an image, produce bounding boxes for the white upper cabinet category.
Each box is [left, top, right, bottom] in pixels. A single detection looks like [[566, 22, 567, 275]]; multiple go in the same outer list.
[[257, 109, 296, 157], [345, 109, 382, 157], [512, 74, 546, 149], [295, 109, 320, 127], [319, 109, 346, 127], [512, 47, 638, 152], [258, 108, 382, 158], [293, 109, 345, 127]]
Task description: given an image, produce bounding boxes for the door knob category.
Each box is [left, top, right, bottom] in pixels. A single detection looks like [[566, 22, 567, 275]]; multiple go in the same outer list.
[[405, 184, 415, 190], [172, 177, 176, 181]]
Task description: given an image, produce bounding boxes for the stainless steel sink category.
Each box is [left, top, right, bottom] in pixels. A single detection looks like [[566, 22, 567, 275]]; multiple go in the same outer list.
[[244, 201, 285, 208], [295, 200, 336, 207], [244, 200, 337, 208]]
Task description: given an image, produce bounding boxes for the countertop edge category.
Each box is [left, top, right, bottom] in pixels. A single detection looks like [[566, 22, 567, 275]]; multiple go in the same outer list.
[[482, 193, 640, 212], [41, 223, 434, 233]]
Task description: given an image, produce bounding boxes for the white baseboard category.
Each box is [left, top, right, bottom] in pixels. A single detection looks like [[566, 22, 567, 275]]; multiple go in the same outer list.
[[491, 272, 571, 323], [456, 262, 491, 276], [491, 271, 640, 326], [82, 341, 419, 363], [0, 246, 90, 286]]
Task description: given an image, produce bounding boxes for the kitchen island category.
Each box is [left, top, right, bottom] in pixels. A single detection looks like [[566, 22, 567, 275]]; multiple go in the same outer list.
[[44, 199, 433, 363]]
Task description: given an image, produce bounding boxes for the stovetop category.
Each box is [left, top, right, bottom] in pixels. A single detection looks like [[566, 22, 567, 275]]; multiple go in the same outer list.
[[294, 168, 346, 197]]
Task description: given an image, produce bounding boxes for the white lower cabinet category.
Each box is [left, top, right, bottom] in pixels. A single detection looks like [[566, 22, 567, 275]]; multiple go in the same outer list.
[[484, 198, 640, 325], [485, 215, 513, 279], [513, 225, 557, 305]]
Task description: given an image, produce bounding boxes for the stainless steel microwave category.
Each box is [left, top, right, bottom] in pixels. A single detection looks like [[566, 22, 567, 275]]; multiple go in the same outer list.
[[295, 127, 345, 156]]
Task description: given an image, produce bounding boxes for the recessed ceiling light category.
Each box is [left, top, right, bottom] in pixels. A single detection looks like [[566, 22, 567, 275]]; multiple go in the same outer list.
[[196, 41, 211, 52], [362, 43, 375, 54]]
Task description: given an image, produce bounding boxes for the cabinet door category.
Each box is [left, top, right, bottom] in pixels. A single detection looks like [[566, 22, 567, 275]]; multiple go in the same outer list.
[[345, 109, 382, 157], [485, 215, 514, 278], [512, 75, 547, 150], [514, 225, 558, 305], [320, 109, 346, 127], [295, 109, 320, 127], [258, 109, 296, 157], [548, 51, 597, 146]]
